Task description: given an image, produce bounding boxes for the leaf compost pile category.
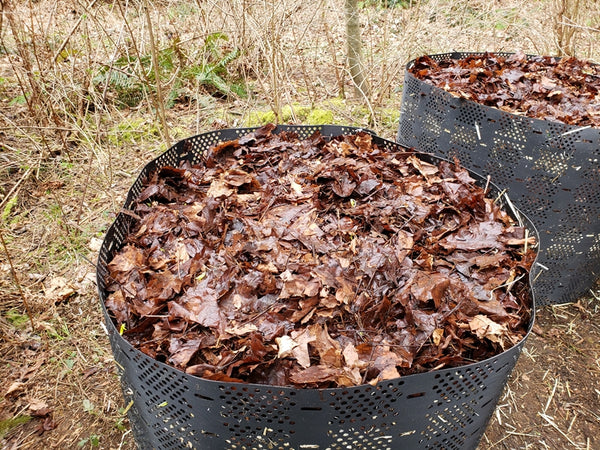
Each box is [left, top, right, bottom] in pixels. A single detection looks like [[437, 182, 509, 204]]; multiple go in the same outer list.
[[410, 51, 600, 127], [103, 124, 537, 388]]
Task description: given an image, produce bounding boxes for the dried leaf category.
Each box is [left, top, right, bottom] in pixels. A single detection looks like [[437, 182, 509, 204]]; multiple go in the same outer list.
[[411, 52, 600, 127], [469, 314, 508, 347]]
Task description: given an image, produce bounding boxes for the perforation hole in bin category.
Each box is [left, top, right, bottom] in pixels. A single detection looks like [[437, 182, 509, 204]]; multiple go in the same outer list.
[[449, 122, 478, 148], [589, 234, 600, 253], [419, 415, 469, 450], [225, 425, 291, 449], [430, 368, 489, 406], [156, 145, 182, 168], [218, 386, 297, 447], [456, 103, 486, 132], [328, 428, 393, 450], [327, 383, 404, 427], [425, 90, 450, 117], [485, 141, 519, 185], [581, 164, 600, 183], [399, 119, 414, 144], [399, 91, 418, 117], [421, 110, 443, 138], [574, 181, 600, 205], [522, 175, 559, 209], [495, 114, 532, 143], [377, 137, 401, 154], [563, 203, 598, 226], [545, 121, 576, 143], [564, 260, 598, 293], [492, 139, 524, 167], [446, 146, 475, 171], [545, 242, 579, 260], [194, 131, 222, 154], [447, 123, 480, 170], [417, 134, 441, 155], [405, 75, 423, 97], [297, 125, 321, 138], [520, 196, 553, 221], [532, 147, 571, 178], [425, 402, 477, 434]]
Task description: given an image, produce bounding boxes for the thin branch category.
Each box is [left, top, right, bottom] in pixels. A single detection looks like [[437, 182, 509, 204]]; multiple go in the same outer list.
[[143, 0, 172, 148], [52, 0, 101, 63]]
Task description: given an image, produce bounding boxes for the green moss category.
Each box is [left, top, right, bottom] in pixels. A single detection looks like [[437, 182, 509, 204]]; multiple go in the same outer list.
[[306, 108, 334, 124], [378, 108, 401, 128], [245, 103, 337, 126], [108, 118, 160, 146], [5, 309, 29, 328], [1, 195, 17, 223], [245, 110, 277, 126], [325, 97, 346, 109]]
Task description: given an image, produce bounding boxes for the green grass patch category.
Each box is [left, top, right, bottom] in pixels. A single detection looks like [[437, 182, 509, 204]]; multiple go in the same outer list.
[[5, 309, 29, 329], [0, 415, 32, 439], [1, 195, 18, 223]]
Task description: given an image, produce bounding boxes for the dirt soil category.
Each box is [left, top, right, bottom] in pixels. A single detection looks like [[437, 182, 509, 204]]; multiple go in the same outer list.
[[482, 297, 600, 450]]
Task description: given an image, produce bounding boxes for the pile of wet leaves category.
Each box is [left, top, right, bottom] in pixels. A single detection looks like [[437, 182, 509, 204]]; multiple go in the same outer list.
[[409, 51, 600, 127], [104, 124, 537, 388]]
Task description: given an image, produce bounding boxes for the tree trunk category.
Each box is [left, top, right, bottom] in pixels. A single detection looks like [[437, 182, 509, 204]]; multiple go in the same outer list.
[[344, 0, 370, 98]]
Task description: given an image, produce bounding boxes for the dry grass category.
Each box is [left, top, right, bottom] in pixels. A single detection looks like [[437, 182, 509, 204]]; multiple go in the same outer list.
[[1, 0, 599, 449]]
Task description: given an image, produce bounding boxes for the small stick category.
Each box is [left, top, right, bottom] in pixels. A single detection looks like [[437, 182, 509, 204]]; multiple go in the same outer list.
[[539, 413, 579, 447], [543, 377, 559, 413], [143, 0, 172, 148], [53, 0, 101, 62], [0, 228, 35, 332], [483, 175, 491, 194], [493, 188, 507, 203], [0, 167, 31, 212]]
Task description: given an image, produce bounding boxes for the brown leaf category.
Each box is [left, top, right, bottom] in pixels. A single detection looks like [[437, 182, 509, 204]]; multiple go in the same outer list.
[[410, 272, 450, 308], [289, 365, 341, 385], [469, 314, 508, 347]]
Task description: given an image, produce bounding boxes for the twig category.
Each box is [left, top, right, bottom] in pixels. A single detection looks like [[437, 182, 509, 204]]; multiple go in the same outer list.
[[74, 150, 95, 228], [543, 377, 559, 413], [0, 167, 32, 212], [539, 412, 580, 447], [143, 0, 172, 148], [53, 0, 101, 63], [0, 228, 35, 332]]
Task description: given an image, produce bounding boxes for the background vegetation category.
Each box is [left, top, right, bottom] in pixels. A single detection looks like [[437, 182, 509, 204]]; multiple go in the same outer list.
[[1, 0, 599, 448]]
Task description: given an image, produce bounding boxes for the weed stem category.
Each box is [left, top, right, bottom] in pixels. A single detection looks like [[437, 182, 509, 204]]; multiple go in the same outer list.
[[0, 228, 35, 332]]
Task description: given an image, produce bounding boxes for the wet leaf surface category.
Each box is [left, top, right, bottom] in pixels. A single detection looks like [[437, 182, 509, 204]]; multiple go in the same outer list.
[[104, 125, 537, 387], [410, 52, 600, 127]]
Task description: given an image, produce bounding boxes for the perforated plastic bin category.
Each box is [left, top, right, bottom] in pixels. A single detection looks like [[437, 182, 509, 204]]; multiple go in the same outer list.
[[397, 51, 600, 306], [97, 125, 538, 450]]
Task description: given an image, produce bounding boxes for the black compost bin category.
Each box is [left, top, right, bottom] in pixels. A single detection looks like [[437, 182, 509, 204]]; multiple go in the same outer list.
[[97, 125, 538, 450], [397, 51, 600, 306]]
